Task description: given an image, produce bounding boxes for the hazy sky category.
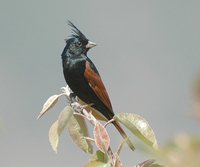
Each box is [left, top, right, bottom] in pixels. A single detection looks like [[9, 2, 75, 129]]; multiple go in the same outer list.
[[1, 0, 200, 166]]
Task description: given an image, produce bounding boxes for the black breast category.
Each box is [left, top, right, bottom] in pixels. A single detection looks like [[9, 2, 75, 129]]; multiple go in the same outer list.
[[62, 54, 114, 120], [63, 55, 86, 92]]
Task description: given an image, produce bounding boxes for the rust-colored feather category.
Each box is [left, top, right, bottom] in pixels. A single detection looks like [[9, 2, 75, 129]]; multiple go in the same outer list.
[[84, 61, 113, 112]]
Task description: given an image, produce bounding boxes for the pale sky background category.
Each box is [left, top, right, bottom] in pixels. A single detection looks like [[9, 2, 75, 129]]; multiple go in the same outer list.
[[0, 0, 200, 166]]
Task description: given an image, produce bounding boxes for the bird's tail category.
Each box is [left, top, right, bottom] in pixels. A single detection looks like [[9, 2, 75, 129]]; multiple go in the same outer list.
[[112, 121, 135, 151]]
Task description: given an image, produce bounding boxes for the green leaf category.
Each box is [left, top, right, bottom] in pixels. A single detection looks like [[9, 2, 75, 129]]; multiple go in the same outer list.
[[37, 94, 59, 119], [114, 113, 158, 149], [49, 120, 59, 153], [113, 154, 122, 167], [90, 150, 108, 163], [57, 106, 74, 132], [48, 106, 74, 153], [85, 151, 110, 167], [84, 161, 108, 167], [67, 114, 93, 154]]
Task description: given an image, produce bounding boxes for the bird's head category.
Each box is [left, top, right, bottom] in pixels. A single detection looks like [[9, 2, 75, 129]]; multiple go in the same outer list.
[[64, 21, 97, 56]]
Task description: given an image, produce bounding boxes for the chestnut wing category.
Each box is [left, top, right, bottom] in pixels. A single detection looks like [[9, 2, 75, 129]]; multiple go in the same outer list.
[[84, 61, 113, 112]]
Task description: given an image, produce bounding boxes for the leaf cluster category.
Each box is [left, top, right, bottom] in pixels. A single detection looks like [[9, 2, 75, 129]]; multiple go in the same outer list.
[[38, 86, 160, 167]]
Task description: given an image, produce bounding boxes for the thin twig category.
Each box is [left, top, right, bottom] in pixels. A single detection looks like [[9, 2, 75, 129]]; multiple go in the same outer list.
[[108, 147, 115, 166], [116, 139, 126, 155], [84, 137, 95, 142], [73, 112, 88, 120], [104, 118, 115, 127]]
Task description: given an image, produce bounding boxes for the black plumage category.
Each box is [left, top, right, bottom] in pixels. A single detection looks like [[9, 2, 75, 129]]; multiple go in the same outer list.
[[62, 21, 113, 120], [61, 21, 134, 150]]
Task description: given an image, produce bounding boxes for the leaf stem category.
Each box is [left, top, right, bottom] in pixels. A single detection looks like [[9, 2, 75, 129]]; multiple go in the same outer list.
[[116, 139, 126, 155]]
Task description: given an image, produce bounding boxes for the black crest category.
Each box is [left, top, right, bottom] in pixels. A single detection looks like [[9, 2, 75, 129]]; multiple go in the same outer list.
[[68, 21, 87, 40]]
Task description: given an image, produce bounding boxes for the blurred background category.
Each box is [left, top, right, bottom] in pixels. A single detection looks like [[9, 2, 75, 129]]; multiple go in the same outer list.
[[0, 0, 200, 166]]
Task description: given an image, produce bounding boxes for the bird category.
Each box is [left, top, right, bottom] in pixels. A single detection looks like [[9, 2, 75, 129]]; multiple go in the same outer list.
[[61, 21, 134, 150]]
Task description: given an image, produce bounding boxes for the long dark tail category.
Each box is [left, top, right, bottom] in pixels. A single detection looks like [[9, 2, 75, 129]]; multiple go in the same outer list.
[[112, 121, 135, 151]]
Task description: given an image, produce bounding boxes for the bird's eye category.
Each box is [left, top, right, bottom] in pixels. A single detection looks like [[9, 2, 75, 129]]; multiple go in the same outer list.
[[76, 41, 82, 47]]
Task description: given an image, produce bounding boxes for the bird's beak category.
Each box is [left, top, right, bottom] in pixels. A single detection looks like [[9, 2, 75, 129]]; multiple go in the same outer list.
[[85, 41, 97, 49]]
